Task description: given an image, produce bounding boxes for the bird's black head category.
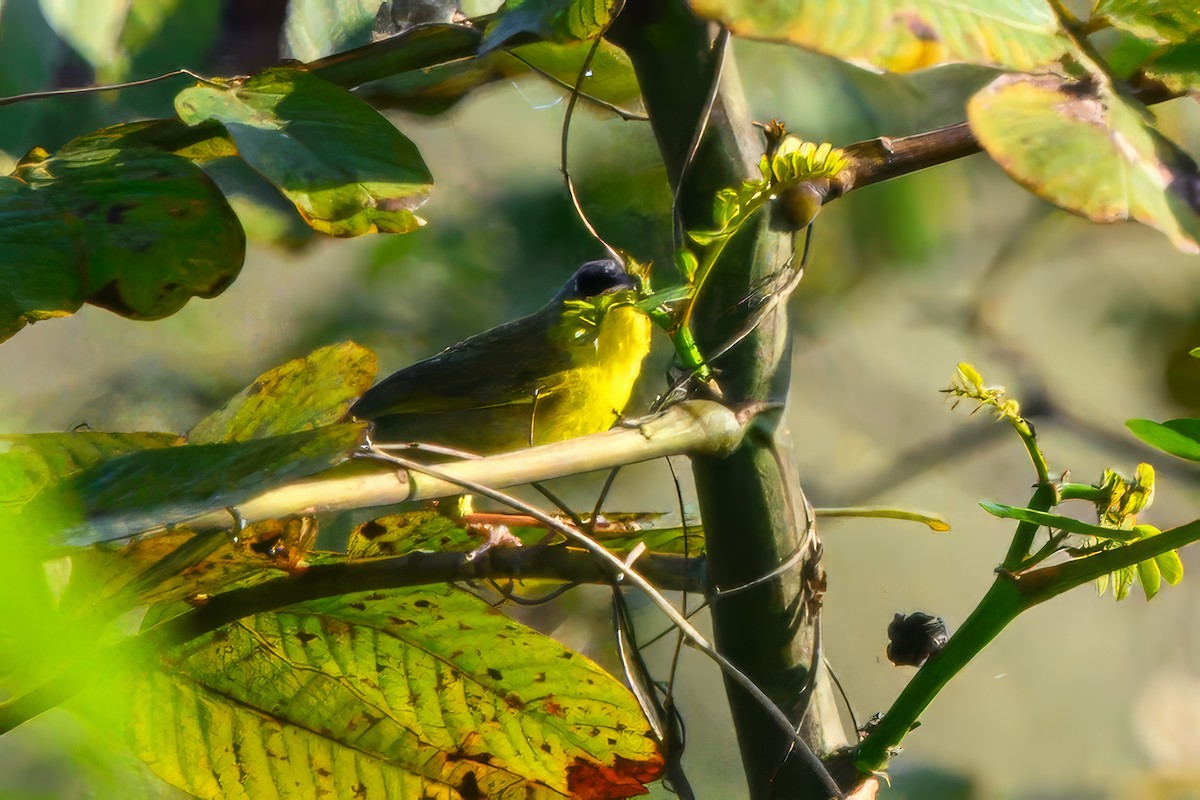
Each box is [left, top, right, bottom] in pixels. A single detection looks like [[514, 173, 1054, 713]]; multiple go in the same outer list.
[[552, 259, 638, 303]]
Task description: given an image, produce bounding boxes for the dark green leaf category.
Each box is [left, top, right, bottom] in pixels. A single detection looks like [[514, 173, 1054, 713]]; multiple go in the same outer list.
[[308, 24, 483, 89], [0, 139, 246, 340], [0, 431, 182, 536], [1126, 418, 1200, 461], [71, 423, 367, 543], [175, 67, 433, 236], [121, 587, 663, 797], [189, 342, 378, 444]]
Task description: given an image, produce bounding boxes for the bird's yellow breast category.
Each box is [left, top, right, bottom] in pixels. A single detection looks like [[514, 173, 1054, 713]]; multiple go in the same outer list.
[[531, 303, 652, 445]]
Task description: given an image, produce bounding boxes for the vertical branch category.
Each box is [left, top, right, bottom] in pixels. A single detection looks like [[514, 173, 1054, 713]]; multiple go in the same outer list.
[[611, 2, 848, 796]]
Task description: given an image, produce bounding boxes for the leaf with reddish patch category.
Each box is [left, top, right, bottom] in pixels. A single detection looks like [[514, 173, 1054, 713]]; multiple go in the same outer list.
[[117, 586, 663, 798]]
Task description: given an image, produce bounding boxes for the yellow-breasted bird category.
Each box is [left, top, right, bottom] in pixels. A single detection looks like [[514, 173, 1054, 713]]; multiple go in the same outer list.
[[349, 259, 652, 454]]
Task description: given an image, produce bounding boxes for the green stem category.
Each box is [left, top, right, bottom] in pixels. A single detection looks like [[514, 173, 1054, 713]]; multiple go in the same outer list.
[[1017, 520, 1200, 601], [855, 579, 1024, 774], [1002, 482, 1058, 571], [1058, 481, 1106, 502], [857, 518, 1200, 775]]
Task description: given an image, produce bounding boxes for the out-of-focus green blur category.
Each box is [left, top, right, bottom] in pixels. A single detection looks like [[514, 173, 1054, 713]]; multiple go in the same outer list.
[[2, 2, 1200, 798]]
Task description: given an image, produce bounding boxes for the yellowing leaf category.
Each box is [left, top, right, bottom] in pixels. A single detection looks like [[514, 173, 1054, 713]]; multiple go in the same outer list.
[[968, 74, 1200, 253], [121, 587, 663, 798], [687, 0, 1069, 72], [189, 342, 377, 444]]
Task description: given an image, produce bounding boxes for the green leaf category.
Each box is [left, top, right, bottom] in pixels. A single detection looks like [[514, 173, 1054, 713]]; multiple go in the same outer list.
[[1093, 0, 1200, 45], [968, 74, 1200, 254], [174, 67, 432, 237], [1156, 548, 1185, 585], [507, 38, 642, 106], [189, 342, 378, 444], [687, 0, 1069, 72], [0, 431, 182, 537], [0, 139, 245, 340], [283, 0, 380, 62], [1136, 554, 1161, 600], [70, 423, 367, 544], [1143, 39, 1200, 95], [308, 24, 483, 90], [979, 501, 1139, 541], [349, 508, 475, 558], [198, 156, 317, 248], [121, 587, 663, 797], [1126, 418, 1200, 461], [38, 0, 129, 70], [481, 0, 618, 53], [38, 0, 219, 82]]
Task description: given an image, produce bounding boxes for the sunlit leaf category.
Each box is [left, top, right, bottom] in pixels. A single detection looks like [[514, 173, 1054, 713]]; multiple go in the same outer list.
[[196, 156, 316, 248], [979, 501, 1138, 541], [481, 0, 618, 53], [968, 74, 1200, 253], [38, 0, 219, 81], [65, 517, 319, 619], [1126, 418, 1200, 460], [283, 0, 380, 62], [1156, 547, 1185, 585], [687, 0, 1069, 72], [1136, 553, 1161, 600], [0, 139, 245, 340], [508, 38, 642, 107], [121, 587, 663, 798], [349, 508, 477, 558], [0, 431, 180, 698], [70, 423, 367, 544], [175, 67, 432, 237], [38, 0, 129, 70], [0, 431, 183, 535], [1093, 0, 1200, 45], [190, 342, 377, 444]]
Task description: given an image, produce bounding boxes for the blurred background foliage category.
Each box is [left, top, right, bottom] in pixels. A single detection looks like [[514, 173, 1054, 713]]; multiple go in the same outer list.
[[1, 0, 1199, 798]]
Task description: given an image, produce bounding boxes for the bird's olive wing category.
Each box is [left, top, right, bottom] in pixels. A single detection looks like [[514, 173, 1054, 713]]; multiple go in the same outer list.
[[349, 309, 573, 420]]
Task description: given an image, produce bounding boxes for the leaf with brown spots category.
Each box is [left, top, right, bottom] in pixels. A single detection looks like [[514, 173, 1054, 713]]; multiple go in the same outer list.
[[117, 586, 663, 798], [0, 137, 244, 341], [190, 341, 377, 443]]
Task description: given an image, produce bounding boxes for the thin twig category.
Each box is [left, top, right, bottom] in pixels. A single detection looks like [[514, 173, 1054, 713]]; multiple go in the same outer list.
[[560, 13, 623, 263], [0, 69, 209, 107]]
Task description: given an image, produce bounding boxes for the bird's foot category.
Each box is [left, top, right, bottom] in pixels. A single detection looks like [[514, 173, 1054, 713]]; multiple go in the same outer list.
[[464, 522, 523, 561]]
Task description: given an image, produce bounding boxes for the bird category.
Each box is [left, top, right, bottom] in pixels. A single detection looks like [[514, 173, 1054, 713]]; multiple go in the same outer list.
[[349, 259, 653, 456]]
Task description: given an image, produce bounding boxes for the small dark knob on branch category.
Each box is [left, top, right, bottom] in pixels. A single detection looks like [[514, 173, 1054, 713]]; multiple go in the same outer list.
[[886, 611, 949, 668]]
